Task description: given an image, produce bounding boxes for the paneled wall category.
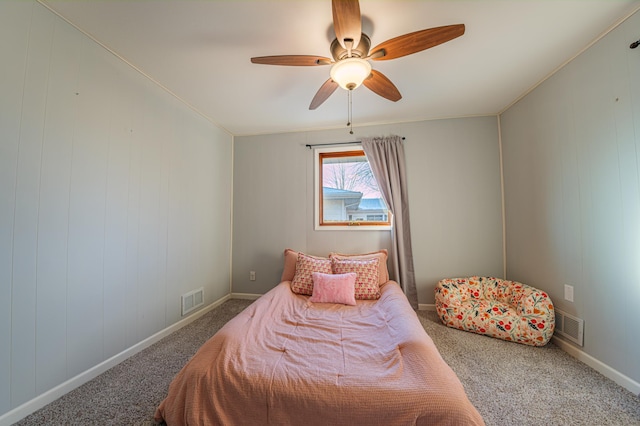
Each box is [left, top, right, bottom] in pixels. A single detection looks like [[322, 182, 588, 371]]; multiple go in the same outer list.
[[232, 117, 503, 302], [501, 10, 640, 387], [0, 1, 232, 416]]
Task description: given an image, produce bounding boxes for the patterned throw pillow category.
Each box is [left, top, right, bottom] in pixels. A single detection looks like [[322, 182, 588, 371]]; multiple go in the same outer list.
[[331, 258, 381, 300], [309, 272, 357, 306], [329, 250, 389, 285], [291, 253, 332, 295]]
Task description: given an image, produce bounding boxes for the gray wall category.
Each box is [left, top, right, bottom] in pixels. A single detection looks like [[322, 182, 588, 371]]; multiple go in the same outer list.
[[0, 1, 232, 416], [501, 10, 640, 386], [232, 117, 504, 303]]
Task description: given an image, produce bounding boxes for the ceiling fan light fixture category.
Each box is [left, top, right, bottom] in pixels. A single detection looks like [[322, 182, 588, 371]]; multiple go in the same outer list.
[[330, 58, 372, 90]]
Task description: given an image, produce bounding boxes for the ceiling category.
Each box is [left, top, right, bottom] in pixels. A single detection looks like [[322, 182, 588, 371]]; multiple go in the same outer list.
[[41, 0, 640, 136]]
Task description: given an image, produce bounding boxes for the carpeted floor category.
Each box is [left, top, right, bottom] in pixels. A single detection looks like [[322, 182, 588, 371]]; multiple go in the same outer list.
[[15, 299, 640, 425]]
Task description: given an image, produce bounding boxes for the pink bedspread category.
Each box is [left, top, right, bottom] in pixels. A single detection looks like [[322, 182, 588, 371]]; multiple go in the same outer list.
[[155, 281, 484, 425]]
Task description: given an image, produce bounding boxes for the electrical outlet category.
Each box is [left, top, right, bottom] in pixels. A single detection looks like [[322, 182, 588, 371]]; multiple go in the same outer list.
[[250, 271, 256, 281], [564, 284, 574, 302]]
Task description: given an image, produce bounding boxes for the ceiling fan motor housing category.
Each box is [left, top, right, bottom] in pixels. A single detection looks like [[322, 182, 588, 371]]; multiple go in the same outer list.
[[330, 33, 371, 60]]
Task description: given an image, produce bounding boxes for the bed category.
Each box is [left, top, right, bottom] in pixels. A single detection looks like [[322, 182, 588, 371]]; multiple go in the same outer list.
[[154, 273, 484, 425]]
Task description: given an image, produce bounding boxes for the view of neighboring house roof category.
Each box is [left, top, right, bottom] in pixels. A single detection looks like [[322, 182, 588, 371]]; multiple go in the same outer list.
[[323, 187, 387, 213], [322, 187, 363, 209], [323, 188, 387, 211], [356, 198, 387, 211], [322, 187, 363, 198]]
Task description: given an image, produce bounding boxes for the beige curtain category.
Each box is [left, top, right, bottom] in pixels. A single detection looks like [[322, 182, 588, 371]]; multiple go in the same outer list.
[[361, 135, 418, 309]]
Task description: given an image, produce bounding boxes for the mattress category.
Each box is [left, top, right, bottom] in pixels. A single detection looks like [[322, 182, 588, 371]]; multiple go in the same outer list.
[[155, 281, 484, 425]]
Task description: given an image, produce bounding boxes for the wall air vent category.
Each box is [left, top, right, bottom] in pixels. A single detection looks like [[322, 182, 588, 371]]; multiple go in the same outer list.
[[555, 309, 584, 346], [182, 288, 204, 316]]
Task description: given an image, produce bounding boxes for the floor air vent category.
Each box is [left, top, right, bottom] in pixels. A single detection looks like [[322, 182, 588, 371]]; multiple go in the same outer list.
[[555, 309, 584, 346], [182, 288, 204, 316]]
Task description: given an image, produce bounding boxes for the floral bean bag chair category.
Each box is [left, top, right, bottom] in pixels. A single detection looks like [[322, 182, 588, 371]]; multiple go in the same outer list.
[[435, 276, 555, 346]]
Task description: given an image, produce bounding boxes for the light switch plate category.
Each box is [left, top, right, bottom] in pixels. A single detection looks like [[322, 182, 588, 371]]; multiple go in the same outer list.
[[564, 284, 574, 302]]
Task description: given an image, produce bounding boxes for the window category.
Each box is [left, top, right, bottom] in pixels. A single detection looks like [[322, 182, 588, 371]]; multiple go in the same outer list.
[[314, 146, 391, 230]]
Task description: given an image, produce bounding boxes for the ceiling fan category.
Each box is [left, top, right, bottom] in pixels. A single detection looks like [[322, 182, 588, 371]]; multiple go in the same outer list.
[[251, 0, 465, 110]]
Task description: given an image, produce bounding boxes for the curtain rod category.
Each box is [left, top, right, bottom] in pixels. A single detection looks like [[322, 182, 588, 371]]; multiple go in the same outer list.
[[305, 137, 404, 149]]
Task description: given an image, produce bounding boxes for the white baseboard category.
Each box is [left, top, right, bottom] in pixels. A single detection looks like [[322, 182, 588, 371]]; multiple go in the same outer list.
[[231, 292, 262, 300], [0, 294, 232, 426], [551, 336, 640, 397], [418, 303, 436, 311]]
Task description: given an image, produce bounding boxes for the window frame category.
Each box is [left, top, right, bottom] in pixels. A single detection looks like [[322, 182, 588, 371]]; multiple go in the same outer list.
[[314, 145, 392, 231]]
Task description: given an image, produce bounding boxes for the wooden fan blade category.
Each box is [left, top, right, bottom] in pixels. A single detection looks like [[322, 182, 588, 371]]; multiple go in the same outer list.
[[370, 24, 465, 61], [363, 70, 402, 102], [332, 0, 361, 50], [251, 55, 332, 66], [309, 79, 339, 110]]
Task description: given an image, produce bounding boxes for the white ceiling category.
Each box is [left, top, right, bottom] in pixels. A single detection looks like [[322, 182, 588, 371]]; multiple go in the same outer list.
[[41, 0, 640, 136]]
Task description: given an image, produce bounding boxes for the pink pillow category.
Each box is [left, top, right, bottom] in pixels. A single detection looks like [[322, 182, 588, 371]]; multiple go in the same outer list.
[[310, 272, 357, 306], [291, 253, 332, 295], [331, 258, 381, 300], [281, 248, 299, 282]]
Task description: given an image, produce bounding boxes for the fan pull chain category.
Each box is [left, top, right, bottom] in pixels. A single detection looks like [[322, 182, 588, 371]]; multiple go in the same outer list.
[[347, 90, 354, 134]]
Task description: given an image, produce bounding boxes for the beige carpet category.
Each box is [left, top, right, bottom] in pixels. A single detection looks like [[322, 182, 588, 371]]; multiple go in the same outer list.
[[15, 299, 640, 425]]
